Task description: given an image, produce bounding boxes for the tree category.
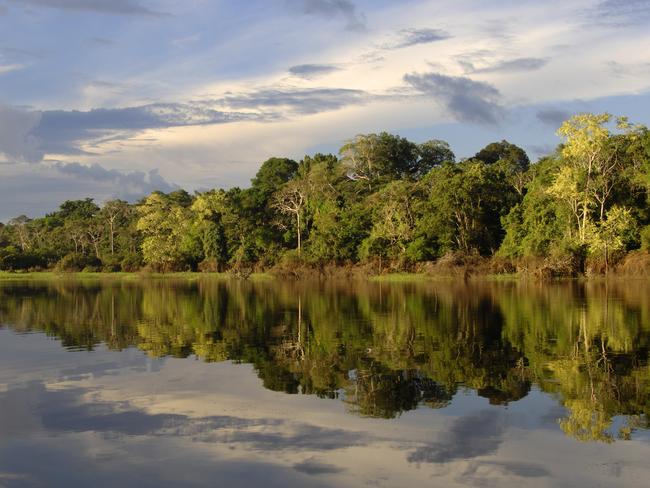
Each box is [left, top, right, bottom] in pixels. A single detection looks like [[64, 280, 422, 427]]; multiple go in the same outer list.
[[474, 139, 530, 171], [500, 157, 568, 258], [251, 157, 299, 204], [86, 218, 105, 259], [137, 192, 197, 271], [588, 206, 637, 272], [7, 215, 32, 252], [101, 200, 131, 255], [273, 180, 307, 255], [424, 160, 517, 255], [475, 140, 530, 195], [54, 199, 100, 256], [191, 191, 229, 269], [554, 113, 631, 241], [360, 180, 419, 261], [340, 132, 420, 188], [416, 139, 455, 177]]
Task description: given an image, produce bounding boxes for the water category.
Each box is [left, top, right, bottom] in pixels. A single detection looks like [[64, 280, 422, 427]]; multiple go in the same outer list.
[[0, 278, 649, 487]]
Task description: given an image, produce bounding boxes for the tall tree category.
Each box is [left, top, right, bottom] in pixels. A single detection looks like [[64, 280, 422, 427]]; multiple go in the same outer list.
[[273, 180, 307, 255], [100, 200, 131, 255]]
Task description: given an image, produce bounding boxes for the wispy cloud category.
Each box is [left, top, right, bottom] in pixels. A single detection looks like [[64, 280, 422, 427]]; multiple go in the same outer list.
[[0, 85, 371, 159], [606, 60, 650, 77], [219, 86, 369, 115], [287, 0, 365, 30], [0, 161, 178, 221], [385, 28, 451, 50], [0, 63, 24, 75], [33, 103, 252, 155], [8, 0, 169, 17], [288, 64, 342, 79], [590, 0, 650, 26], [51, 161, 178, 195], [461, 57, 549, 74], [404, 71, 504, 125]]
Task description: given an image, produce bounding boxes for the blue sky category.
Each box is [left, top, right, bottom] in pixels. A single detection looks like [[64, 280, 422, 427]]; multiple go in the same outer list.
[[1, 0, 649, 221]]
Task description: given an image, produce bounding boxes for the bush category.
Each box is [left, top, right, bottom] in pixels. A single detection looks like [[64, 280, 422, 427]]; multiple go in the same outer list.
[[120, 252, 143, 272], [615, 250, 650, 276], [641, 225, 650, 251], [0, 246, 48, 270], [55, 253, 101, 272], [101, 254, 122, 272], [198, 258, 220, 273]]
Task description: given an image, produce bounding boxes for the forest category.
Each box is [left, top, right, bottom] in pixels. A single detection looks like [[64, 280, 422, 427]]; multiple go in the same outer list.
[[1, 112, 650, 277]]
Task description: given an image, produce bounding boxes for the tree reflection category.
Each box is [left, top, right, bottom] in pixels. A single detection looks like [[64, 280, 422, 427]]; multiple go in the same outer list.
[[0, 279, 648, 439]]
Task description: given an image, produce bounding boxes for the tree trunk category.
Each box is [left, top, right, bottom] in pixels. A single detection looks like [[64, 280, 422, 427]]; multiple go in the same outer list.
[[297, 212, 301, 256], [109, 218, 115, 255]]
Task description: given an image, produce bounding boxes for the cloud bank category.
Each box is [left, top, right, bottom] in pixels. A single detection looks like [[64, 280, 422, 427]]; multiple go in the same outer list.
[[404, 71, 504, 124], [288, 0, 365, 29], [8, 0, 168, 17]]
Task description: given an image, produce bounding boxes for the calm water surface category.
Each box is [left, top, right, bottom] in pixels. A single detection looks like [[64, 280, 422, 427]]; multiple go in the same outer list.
[[1, 279, 649, 487]]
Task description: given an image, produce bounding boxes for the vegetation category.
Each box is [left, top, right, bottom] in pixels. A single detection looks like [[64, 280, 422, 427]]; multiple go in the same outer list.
[[2, 113, 649, 277]]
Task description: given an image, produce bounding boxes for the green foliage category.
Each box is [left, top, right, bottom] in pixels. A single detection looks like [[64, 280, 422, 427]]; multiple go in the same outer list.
[[55, 253, 101, 272], [423, 158, 520, 255], [0, 245, 48, 270], [251, 157, 298, 203], [1, 115, 648, 275], [475, 140, 529, 168], [137, 192, 199, 271], [640, 225, 650, 251], [500, 157, 568, 257], [359, 180, 419, 261]]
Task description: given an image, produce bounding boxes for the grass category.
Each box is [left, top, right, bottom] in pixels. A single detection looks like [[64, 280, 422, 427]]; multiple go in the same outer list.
[[369, 273, 432, 283], [0, 271, 275, 282], [369, 271, 522, 283]]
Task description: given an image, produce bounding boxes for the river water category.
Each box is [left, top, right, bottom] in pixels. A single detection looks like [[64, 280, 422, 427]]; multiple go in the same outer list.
[[0, 279, 649, 487]]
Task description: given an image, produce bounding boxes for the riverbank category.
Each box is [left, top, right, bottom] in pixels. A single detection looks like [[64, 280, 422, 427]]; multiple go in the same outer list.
[[0, 271, 274, 282], [1, 268, 647, 283], [3, 249, 650, 282]]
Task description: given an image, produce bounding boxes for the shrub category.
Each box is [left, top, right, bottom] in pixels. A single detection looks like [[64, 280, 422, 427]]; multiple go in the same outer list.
[[55, 253, 101, 272], [198, 258, 220, 273], [120, 252, 143, 272], [615, 250, 650, 276], [641, 225, 650, 251], [0, 246, 48, 270]]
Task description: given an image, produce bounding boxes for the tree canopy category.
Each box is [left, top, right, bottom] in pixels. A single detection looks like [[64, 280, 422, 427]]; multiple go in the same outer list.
[[1, 112, 648, 275]]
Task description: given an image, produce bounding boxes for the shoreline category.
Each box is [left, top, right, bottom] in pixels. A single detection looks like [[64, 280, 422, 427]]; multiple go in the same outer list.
[[0, 270, 646, 283]]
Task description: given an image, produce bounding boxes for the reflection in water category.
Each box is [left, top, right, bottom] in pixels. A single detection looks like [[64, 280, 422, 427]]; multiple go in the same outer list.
[[1, 279, 649, 444]]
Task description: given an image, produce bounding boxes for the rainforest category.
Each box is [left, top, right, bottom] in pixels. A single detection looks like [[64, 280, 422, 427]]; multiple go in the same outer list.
[[2, 113, 650, 278]]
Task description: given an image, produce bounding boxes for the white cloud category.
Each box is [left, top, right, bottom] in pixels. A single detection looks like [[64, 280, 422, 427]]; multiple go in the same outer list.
[[0, 63, 24, 75], [1, 0, 650, 213]]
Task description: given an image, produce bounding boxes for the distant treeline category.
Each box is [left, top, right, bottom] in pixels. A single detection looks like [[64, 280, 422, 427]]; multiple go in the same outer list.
[[1, 112, 650, 276]]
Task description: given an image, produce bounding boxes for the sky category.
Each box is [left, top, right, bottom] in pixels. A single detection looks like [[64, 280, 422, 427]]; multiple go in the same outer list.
[[0, 0, 649, 221]]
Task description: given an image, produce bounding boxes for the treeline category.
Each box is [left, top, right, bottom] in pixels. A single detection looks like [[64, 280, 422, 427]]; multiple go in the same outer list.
[[1, 112, 649, 275]]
